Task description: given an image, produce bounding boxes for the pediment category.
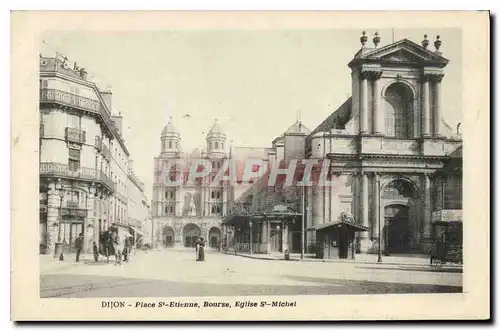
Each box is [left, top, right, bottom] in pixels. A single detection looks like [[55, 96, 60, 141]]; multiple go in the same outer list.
[[349, 39, 449, 68], [363, 39, 448, 64]]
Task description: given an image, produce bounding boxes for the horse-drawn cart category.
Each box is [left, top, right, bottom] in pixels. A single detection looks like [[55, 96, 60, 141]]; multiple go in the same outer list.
[[430, 218, 463, 267]]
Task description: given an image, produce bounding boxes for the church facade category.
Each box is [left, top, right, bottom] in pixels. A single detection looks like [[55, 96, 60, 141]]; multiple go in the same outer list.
[[151, 120, 230, 248], [304, 33, 462, 254]]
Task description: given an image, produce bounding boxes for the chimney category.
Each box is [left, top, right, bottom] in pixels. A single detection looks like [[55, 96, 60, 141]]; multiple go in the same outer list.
[[111, 113, 123, 133], [100, 90, 112, 111]]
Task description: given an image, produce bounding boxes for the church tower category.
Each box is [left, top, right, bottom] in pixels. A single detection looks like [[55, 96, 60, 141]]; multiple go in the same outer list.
[[160, 118, 181, 156]]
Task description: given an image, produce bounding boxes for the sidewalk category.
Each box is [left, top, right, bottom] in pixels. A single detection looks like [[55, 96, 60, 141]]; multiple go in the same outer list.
[[222, 250, 462, 268]]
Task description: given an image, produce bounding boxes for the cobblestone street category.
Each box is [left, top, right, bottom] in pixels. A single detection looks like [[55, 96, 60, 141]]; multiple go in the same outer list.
[[40, 249, 462, 298]]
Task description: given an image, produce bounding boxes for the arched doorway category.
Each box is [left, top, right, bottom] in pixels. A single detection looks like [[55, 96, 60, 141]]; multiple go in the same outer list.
[[384, 82, 414, 138], [381, 179, 417, 254], [384, 205, 410, 254], [162, 226, 175, 247], [208, 227, 221, 248], [182, 223, 201, 247]]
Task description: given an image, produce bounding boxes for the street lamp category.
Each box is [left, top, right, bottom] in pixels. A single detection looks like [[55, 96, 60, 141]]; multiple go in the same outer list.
[[54, 188, 65, 260], [249, 220, 253, 255], [377, 178, 382, 263]]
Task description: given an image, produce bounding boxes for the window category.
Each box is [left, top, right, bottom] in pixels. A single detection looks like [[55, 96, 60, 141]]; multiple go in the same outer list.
[[170, 191, 175, 199], [384, 83, 414, 139], [217, 191, 221, 199], [165, 191, 168, 199], [170, 206, 174, 213], [67, 114, 80, 129], [164, 206, 168, 214], [68, 148, 80, 171], [162, 141, 166, 151], [215, 141, 219, 149], [168, 141, 172, 149], [221, 142, 224, 149], [211, 191, 215, 199]]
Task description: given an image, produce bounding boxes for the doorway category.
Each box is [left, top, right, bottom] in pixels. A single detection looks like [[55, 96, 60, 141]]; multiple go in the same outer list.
[[182, 223, 201, 247], [384, 205, 410, 254], [162, 226, 175, 247]]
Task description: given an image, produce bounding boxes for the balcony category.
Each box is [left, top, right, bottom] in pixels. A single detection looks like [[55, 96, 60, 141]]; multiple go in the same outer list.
[[65, 127, 86, 144], [40, 162, 116, 192], [40, 88, 116, 136]]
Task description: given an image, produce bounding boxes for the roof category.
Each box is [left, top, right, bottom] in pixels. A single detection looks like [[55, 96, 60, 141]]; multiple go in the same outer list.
[[161, 120, 178, 136], [208, 119, 224, 135], [272, 120, 311, 144], [306, 98, 352, 142], [306, 220, 369, 232]]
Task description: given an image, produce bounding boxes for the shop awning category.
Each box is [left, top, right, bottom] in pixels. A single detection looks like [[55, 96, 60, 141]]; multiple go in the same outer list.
[[306, 221, 369, 232]]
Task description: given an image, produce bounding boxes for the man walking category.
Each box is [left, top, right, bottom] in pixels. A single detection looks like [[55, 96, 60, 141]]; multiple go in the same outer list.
[[75, 233, 84, 262]]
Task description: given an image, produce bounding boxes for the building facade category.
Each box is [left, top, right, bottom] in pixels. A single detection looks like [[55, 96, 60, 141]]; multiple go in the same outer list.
[[151, 120, 230, 248], [127, 160, 151, 246], [304, 33, 462, 254], [39, 54, 146, 254], [223, 33, 463, 256]]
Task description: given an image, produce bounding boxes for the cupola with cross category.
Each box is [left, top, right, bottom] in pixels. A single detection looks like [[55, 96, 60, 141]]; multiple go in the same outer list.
[[206, 119, 227, 158], [160, 117, 181, 155]]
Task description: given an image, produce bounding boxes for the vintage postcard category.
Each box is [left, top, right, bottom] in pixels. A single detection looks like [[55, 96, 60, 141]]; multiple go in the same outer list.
[[11, 11, 490, 321]]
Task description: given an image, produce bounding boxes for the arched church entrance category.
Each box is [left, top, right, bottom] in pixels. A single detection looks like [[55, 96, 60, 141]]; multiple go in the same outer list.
[[381, 178, 418, 254], [162, 226, 175, 248], [183, 223, 201, 248], [208, 227, 221, 248]]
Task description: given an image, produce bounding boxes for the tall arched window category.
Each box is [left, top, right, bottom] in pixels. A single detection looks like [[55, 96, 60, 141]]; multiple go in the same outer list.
[[384, 83, 414, 138], [215, 141, 219, 149], [168, 141, 172, 149]]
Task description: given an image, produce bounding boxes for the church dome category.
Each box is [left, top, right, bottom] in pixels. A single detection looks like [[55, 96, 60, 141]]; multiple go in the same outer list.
[[208, 119, 223, 135], [161, 119, 178, 136]]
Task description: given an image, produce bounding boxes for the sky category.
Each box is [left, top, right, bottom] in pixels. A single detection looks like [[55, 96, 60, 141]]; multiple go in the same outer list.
[[41, 28, 462, 199]]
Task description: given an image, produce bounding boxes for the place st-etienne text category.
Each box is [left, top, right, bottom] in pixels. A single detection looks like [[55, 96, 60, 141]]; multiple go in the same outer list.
[[102, 300, 297, 309]]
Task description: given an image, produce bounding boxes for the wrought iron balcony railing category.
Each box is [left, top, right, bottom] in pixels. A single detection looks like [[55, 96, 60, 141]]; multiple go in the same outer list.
[[40, 88, 116, 136], [40, 162, 116, 192], [65, 127, 86, 144]]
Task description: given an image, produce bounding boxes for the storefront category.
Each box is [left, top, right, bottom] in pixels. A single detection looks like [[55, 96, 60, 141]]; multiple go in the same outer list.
[[222, 205, 301, 254]]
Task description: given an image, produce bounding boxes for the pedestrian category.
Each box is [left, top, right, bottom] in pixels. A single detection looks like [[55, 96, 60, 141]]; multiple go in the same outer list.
[[198, 238, 205, 262], [75, 233, 84, 262], [92, 241, 99, 262], [195, 237, 201, 261]]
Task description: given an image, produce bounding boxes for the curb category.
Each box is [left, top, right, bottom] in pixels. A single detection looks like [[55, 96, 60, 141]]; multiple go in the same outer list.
[[221, 251, 463, 269]]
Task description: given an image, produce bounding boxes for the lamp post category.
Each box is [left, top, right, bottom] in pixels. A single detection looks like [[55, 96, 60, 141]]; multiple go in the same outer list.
[[377, 178, 382, 263], [249, 220, 253, 255], [54, 188, 65, 260], [301, 186, 305, 259]]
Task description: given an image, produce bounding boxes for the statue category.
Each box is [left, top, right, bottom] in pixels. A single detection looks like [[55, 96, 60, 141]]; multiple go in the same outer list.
[[189, 199, 196, 216]]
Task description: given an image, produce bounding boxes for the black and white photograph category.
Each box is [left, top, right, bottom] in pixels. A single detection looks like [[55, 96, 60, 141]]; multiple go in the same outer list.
[[10, 10, 489, 321]]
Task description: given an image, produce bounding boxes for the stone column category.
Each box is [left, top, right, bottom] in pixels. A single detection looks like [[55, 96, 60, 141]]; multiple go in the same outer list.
[[306, 186, 314, 251], [360, 72, 369, 134], [359, 172, 370, 252], [260, 221, 269, 254], [434, 75, 444, 137], [422, 174, 433, 253], [312, 185, 323, 225], [421, 75, 431, 137], [372, 72, 384, 134], [222, 186, 227, 216]]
